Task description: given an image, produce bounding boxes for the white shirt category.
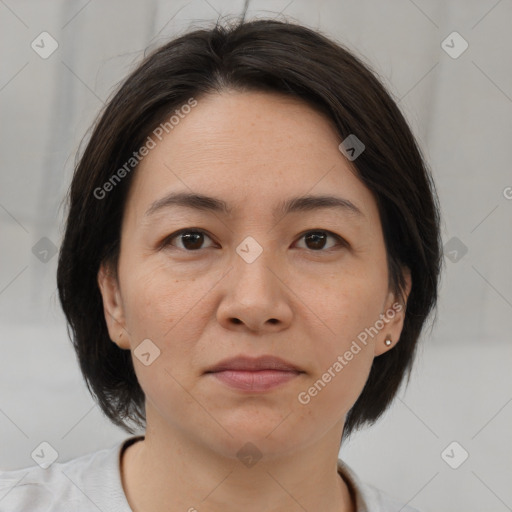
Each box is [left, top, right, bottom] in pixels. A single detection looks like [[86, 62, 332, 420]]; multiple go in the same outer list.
[[0, 436, 420, 511]]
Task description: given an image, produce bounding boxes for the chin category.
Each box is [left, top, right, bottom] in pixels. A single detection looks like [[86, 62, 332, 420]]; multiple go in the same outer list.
[[203, 418, 303, 460]]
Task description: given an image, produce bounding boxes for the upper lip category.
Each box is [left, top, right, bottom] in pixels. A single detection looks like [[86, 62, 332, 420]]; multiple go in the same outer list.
[[205, 355, 303, 373]]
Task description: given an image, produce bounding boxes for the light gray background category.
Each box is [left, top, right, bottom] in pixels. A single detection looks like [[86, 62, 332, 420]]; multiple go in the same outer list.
[[1, 1, 511, 511]]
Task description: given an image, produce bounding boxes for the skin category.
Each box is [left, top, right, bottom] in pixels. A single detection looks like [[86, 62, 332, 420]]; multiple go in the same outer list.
[[97, 90, 412, 512]]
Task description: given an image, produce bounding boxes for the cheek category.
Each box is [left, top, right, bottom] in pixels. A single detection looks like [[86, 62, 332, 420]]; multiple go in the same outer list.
[[298, 271, 386, 401], [291, 342, 374, 445], [121, 256, 199, 334], [119, 265, 207, 409], [119, 259, 218, 374], [310, 270, 388, 346], [297, 303, 376, 405]]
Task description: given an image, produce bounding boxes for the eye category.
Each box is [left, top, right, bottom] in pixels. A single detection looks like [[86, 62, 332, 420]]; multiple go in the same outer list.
[[163, 229, 216, 251], [294, 230, 346, 251], [162, 228, 346, 252]]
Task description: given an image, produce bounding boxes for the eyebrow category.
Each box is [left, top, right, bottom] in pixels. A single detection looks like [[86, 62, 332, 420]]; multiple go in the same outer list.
[[144, 192, 365, 220]]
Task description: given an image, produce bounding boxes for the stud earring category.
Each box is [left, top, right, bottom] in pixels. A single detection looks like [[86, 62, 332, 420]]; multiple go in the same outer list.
[[384, 338, 392, 346]]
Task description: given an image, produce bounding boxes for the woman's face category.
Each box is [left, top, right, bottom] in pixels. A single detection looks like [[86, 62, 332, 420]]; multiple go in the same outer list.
[[99, 90, 410, 458]]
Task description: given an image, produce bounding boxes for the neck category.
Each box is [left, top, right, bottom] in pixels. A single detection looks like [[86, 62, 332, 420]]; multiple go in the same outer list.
[[121, 424, 354, 512]]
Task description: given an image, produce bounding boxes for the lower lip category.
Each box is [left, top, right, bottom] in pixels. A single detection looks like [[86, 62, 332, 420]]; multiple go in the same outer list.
[[208, 370, 301, 392]]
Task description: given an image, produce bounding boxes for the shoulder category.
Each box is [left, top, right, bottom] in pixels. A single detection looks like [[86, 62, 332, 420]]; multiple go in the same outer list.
[[355, 480, 421, 512], [337, 459, 421, 512], [0, 437, 139, 512]]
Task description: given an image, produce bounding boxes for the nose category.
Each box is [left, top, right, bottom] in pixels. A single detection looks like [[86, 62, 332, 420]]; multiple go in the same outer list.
[[216, 244, 293, 333]]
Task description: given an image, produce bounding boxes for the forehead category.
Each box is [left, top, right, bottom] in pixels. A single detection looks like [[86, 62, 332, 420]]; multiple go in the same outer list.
[[124, 91, 380, 227]]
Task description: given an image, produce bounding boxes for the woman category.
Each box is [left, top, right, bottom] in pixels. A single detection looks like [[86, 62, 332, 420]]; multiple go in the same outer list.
[[0, 18, 442, 512]]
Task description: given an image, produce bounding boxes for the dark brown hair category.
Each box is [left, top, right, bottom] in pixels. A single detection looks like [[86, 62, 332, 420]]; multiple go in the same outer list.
[[57, 17, 443, 439]]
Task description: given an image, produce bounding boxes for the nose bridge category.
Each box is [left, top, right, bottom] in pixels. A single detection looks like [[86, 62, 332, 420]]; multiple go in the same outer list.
[[221, 231, 290, 315], [232, 234, 277, 291], [222, 191, 285, 276]]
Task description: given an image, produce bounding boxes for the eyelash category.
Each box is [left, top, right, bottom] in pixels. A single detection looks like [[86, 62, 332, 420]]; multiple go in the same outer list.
[[161, 228, 347, 253]]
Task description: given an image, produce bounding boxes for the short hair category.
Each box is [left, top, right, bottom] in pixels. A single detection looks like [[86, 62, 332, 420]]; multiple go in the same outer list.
[[56, 18, 443, 439]]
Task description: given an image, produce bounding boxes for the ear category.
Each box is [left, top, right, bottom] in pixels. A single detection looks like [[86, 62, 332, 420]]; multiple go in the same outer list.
[[374, 266, 412, 357], [97, 261, 130, 350]]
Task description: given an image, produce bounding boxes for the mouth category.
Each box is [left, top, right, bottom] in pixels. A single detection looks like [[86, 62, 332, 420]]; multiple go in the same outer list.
[[204, 355, 304, 392]]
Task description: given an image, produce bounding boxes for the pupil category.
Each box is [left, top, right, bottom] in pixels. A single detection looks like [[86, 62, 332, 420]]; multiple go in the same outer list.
[[183, 232, 203, 250], [306, 232, 326, 250]]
